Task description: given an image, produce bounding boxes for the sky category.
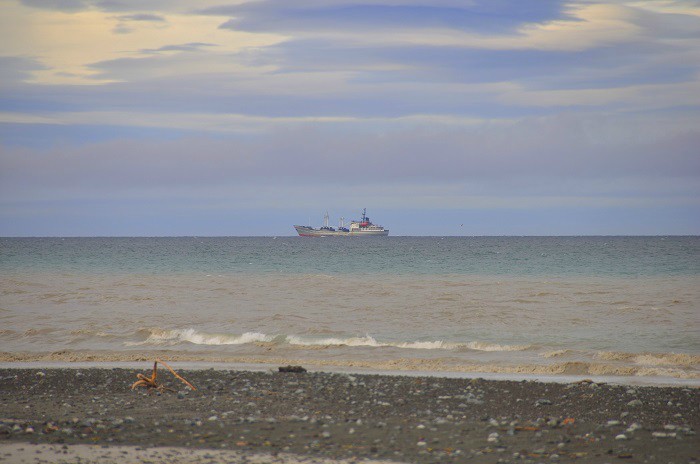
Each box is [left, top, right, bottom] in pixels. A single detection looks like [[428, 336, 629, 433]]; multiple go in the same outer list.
[[1, 0, 699, 236]]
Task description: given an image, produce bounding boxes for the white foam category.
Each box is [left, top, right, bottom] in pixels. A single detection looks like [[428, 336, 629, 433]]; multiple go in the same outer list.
[[394, 340, 453, 350], [131, 328, 275, 346], [288, 335, 456, 350], [287, 334, 383, 347], [131, 329, 530, 353], [463, 341, 532, 352], [284, 335, 529, 352]]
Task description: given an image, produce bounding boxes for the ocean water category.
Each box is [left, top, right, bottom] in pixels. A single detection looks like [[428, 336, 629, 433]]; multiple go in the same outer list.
[[1, 236, 698, 382]]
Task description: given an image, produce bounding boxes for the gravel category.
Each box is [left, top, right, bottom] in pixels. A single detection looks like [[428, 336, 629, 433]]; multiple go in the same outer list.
[[0, 368, 698, 463]]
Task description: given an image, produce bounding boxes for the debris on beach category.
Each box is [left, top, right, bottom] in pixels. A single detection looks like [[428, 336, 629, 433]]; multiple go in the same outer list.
[[278, 365, 307, 373], [131, 359, 196, 393]]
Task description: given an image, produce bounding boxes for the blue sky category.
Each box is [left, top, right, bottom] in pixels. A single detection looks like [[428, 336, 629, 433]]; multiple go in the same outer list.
[[1, 0, 699, 236]]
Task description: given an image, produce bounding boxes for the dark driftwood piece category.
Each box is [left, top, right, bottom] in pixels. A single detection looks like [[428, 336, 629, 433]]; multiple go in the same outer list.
[[278, 365, 307, 373]]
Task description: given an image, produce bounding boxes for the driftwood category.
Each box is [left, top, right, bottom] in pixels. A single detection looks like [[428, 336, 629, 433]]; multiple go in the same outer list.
[[278, 365, 307, 373], [131, 359, 196, 393]]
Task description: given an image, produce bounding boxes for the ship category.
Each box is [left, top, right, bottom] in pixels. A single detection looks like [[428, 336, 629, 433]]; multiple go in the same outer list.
[[294, 209, 389, 236]]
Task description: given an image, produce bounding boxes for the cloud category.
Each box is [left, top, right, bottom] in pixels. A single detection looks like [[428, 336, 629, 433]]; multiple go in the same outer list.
[[117, 13, 166, 22], [208, 0, 569, 35], [2, 111, 698, 200], [0, 2, 286, 85], [3, 0, 698, 115], [112, 24, 133, 34], [94, 0, 249, 14], [502, 77, 700, 111], [213, 3, 642, 52], [0, 56, 48, 86], [84, 51, 271, 83], [18, 0, 245, 14], [19, 0, 87, 12], [111, 13, 166, 34], [139, 42, 216, 54]]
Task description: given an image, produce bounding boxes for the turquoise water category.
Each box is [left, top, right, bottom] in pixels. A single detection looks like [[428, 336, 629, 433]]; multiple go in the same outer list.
[[2, 236, 698, 276], [1, 236, 699, 381]]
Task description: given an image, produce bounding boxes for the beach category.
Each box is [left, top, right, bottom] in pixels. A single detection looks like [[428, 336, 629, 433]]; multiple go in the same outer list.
[[1, 366, 698, 463]]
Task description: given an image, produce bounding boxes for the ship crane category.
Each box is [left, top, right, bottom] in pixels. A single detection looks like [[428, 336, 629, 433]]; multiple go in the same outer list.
[[320, 211, 335, 231]]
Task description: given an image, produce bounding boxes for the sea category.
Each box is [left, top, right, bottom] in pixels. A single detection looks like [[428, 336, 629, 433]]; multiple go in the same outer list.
[[1, 236, 698, 384]]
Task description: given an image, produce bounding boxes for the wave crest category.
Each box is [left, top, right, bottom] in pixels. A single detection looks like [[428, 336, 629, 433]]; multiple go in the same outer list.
[[128, 328, 533, 353], [540, 349, 571, 358], [462, 341, 532, 352], [596, 351, 700, 367], [130, 328, 276, 346]]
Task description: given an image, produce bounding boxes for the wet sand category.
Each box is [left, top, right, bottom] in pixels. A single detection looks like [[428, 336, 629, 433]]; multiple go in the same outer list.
[[0, 367, 698, 463]]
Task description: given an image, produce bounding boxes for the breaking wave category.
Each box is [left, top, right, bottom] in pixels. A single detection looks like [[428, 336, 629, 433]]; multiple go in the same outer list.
[[128, 328, 278, 346], [111, 328, 700, 381], [596, 351, 700, 367], [461, 341, 532, 352], [130, 328, 531, 352], [540, 349, 571, 358]]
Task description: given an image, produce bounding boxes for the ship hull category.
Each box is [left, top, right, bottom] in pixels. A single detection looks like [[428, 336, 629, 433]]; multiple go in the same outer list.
[[294, 225, 388, 237]]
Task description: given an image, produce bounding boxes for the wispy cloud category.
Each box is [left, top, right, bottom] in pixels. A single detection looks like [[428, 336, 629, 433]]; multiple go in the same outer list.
[[117, 13, 165, 22], [19, 0, 87, 12], [0, 1, 286, 84], [139, 42, 216, 54]]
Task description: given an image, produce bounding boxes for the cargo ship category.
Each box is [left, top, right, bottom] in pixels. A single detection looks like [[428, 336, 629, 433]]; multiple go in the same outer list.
[[294, 209, 389, 236]]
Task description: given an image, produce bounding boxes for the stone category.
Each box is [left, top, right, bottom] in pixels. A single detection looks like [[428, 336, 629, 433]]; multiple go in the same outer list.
[[626, 423, 641, 433]]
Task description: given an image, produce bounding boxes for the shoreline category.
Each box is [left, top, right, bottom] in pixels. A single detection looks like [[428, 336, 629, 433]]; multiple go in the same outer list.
[[1, 346, 699, 387], [1, 367, 698, 463], [1, 360, 698, 388]]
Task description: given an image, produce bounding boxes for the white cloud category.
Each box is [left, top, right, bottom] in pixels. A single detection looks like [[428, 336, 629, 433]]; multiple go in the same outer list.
[[0, 0, 287, 84]]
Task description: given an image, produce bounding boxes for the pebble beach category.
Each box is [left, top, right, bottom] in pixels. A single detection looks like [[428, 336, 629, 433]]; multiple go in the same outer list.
[[0, 367, 698, 463]]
